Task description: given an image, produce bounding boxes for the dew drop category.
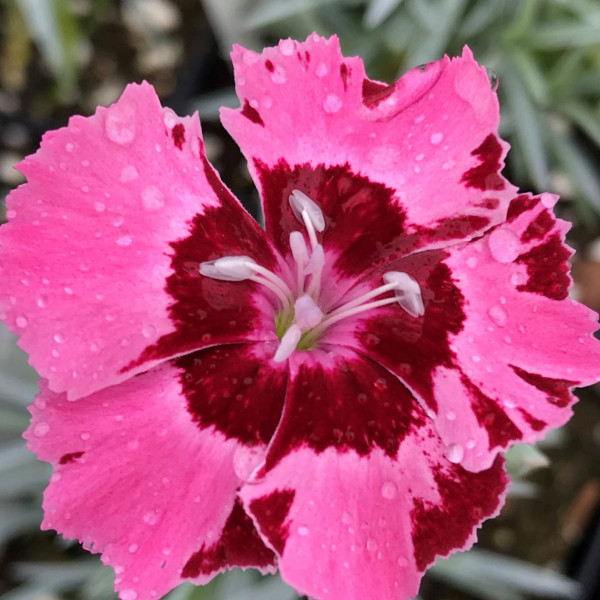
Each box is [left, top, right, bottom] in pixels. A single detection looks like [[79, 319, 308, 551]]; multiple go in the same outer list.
[[81, 159, 90, 167], [90, 342, 99, 352], [105, 103, 136, 145], [466, 256, 478, 269], [64, 286, 74, 295], [323, 94, 342, 114], [142, 324, 157, 339], [116, 235, 132, 247], [397, 557, 408, 567], [446, 410, 456, 421], [34, 421, 50, 437], [93, 202, 106, 213], [315, 63, 328, 77], [51, 349, 59, 358], [488, 228, 520, 263], [81, 432, 90, 440], [415, 152, 425, 162], [279, 38, 295, 56], [486, 68, 499, 91], [128, 543, 138, 553], [466, 439, 476, 449], [442, 159, 456, 170], [141, 186, 165, 211], [366, 538, 378, 551], [488, 305, 507, 327], [162, 108, 177, 128], [511, 271, 526, 286], [446, 443, 464, 464], [430, 132, 443, 145], [271, 66, 287, 84], [112, 215, 124, 227], [53, 333, 65, 344], [16, 316, 28, 328], [121, 590, 138, 600], [120, 165, 139, 183], [233, 445, 265, 481], [297, 525, 310, 536], [65, 142, 75, 152], [143, 510, 159, 525], [381, 481, 397, 499]]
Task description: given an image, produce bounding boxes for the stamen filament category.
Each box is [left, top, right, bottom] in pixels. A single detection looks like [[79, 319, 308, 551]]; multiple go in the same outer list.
[[250, 275, 292, 311], [311, 297, 398, 336], [302, 209, 319, 250], [328, 282, 400, 320], [246, 263, 294, 303]]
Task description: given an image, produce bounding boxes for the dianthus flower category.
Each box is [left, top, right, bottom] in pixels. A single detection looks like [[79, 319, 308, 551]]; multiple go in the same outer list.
[[1, 34, 599, 600]]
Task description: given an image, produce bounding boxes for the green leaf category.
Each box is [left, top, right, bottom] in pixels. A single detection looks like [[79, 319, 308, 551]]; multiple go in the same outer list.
[[364, 0, 405, 29], [559, 101, 600, 147]]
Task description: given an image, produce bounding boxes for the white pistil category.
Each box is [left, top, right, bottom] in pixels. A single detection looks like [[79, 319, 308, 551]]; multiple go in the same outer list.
[[273, 324, 302, 362], [289, 189, 324, 250], [294, 294, 323, 330]]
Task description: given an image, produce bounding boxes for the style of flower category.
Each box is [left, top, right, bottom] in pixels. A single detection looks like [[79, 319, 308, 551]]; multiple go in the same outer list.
[[0, 34, 599, 600]]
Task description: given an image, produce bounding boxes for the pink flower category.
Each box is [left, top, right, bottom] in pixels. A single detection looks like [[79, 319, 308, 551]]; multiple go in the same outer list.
[[1, 34, 599, 600]]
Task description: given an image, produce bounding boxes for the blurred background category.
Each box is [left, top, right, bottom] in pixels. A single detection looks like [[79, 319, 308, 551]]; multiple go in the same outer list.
[[1, 1, 600, 599]]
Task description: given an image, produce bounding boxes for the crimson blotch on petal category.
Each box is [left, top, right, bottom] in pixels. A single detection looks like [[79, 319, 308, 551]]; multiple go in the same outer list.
[[1, 34, 599, 600]]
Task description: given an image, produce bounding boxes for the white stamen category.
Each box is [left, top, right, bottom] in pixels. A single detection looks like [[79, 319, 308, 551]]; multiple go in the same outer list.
[[199, 256, 257, 281], [200, 255, 293, 311], [383, 271, 425, 318], [290, 231, 309, 293], [273, 324, 302, 362], [305, 244, 325, 298], [302, 209, 319, 249], [294, 294, 323, 330], [314, 297, 398, 333], [289, 189, 325, 232]]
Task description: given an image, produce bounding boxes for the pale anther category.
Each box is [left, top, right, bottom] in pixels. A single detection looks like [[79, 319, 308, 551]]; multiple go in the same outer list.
[[289, 190, 325, 232], [199, 256, 257, 281], [382, 271, 425, 318], [273, 324, 302, 362], [290, 231, 309, 266]]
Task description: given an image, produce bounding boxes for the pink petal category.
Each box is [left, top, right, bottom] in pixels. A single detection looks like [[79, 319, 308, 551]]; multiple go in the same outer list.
[[347, 194, 600, 471], [222, 35, 516, 280], [241, 349, 507, 600], [25, 344, 288, 600], [0, 82, 280, 400]]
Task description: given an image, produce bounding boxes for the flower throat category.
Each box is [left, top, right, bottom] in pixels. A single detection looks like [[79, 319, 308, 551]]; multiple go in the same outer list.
[[200, 190, 424, 361]]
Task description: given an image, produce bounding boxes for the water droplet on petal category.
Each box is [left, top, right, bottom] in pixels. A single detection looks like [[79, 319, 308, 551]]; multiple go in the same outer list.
[[488, 305, 507, 327], [116, 235, 132, 247], [486, 68, 499, 91], [128, 544, 138, 553], [34, 421, 50, 437], [366, 538, 378, 551], [323, 94, 342, 114], [53, 333, 65, 344], [271, 66, 287, 84], [233, 445, 265, 481], [488, 228, 520, 263], [466, 439, 476, 449], [511, 271, 526, 286], [105, 103, 136, 145], [315, 63, 328, 77], [143, 510, 159, 525], [446, 411, 456, 421], [121, 590, 137, 600], [381, 481, 397, 499], [279, 39, 295, 55], [16, 316, 28, 328], [120, 165, 139, 183], [446, 443, 464, 464], [162, 108, 177, 128], [430, 132, 443, 145], [466, 256, 478, 269], [141, 186, 165, 211], [93, 202, 106, 213], [297, 525, 310, 536]]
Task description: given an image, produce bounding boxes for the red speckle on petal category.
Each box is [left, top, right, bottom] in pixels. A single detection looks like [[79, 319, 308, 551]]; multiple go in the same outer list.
[[265, 60, 274, 72], [507, 194, 537, 221], [511, 365, 575, 408], [172, 124, 185, 149], [182, 500, 275, 578], [340, 63, 350, 90], [516, 234, 571, 300], [177, 345, 287, 446], [362, 79, 395, 108], [249, 489, 295, 554], [241, 100, 265, 127], [461, 134, 505, 191], [462, 375, 521, 450], [518, 409, 546, 431], [521, 209, 554, 242], [411, 458, 506, 571], [59, 451, 84, 465]]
